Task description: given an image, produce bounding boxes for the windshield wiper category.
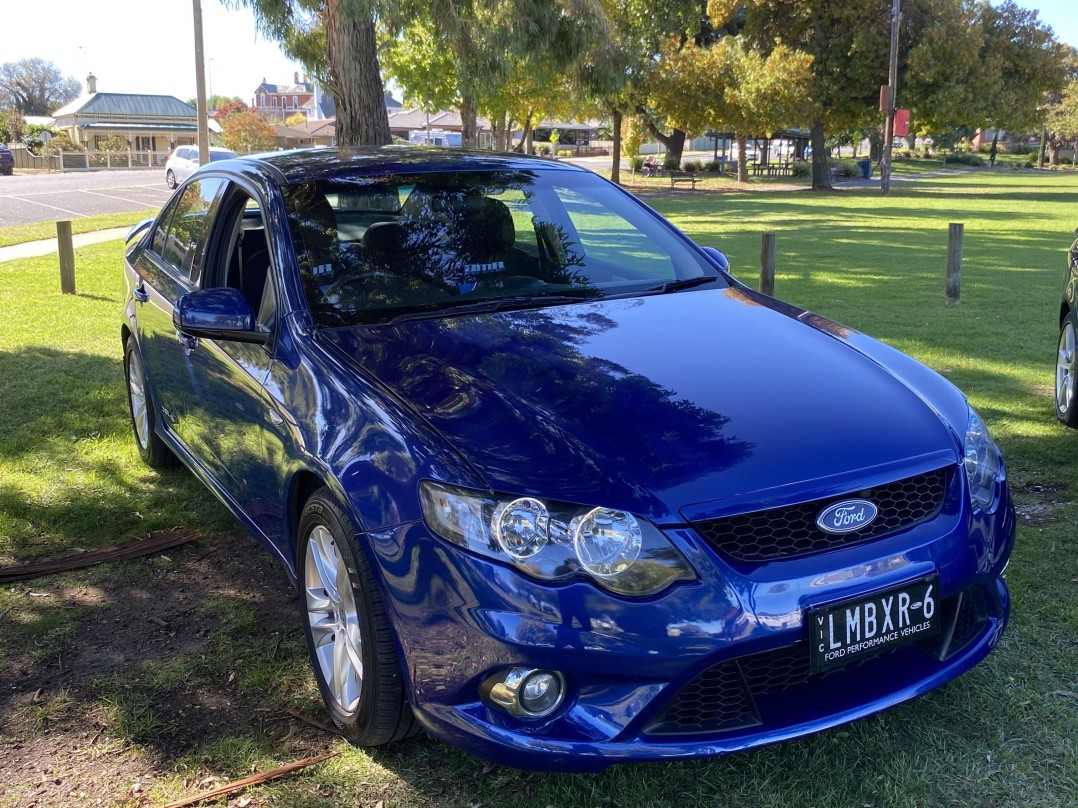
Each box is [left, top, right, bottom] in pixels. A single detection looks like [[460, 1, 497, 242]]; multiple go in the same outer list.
[[385, 293, 591, 325], [644, 275, 721, 294]]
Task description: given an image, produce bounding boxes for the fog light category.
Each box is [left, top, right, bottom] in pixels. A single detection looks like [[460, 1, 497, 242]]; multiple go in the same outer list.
[[519, 671, 561, 715], [480, 667, 566, 718]]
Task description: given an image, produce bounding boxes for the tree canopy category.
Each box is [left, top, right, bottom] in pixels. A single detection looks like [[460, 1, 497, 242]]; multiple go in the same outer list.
[[236, 0, 1069, 180], [0, 59, 81, 116], [219, 110, 278, 152]]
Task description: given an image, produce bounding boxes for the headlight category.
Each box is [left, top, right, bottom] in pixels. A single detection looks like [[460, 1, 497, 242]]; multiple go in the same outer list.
[[419, 481, 695, 597], [964, 406, 1001, 509]]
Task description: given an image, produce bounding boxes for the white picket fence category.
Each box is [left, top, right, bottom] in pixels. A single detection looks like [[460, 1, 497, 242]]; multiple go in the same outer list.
[[9, 145, 171, 172]]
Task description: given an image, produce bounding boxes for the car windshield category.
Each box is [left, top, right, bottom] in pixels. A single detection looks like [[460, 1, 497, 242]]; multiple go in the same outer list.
[[282, 168, 721, 327]]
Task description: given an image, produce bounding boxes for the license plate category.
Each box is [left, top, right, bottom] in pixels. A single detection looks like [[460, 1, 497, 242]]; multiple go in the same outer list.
[[808, 576, 941, 674]]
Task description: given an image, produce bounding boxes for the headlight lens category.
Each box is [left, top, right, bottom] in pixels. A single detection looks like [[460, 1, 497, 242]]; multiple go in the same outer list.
[[571, 507, 642, 578], [420, 482, 695, 597], [493, 497, 549, 560], [964, 406, 1001, 509]]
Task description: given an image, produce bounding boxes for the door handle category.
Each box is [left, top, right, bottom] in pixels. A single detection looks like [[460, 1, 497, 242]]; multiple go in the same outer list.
[[133, 282, 149, 303], [177, 332, 198, 354]]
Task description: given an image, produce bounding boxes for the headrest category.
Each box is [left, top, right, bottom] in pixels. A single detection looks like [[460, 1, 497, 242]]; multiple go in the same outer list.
[[362, 221, 409, 264], [286, 185, 339, 279]]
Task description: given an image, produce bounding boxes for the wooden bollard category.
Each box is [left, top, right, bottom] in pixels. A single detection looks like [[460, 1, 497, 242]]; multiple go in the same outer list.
[[57, 220, 76, 295], [760, 233, 776, 295], [945, 222, 963, 305]]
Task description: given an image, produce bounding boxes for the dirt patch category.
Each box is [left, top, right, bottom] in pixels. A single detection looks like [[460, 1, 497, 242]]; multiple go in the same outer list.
[[0, 531, 338, 807], [1010, 482, 1067, 528]]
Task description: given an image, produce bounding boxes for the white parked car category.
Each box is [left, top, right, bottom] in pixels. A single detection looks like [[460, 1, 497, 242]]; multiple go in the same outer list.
[[164, 145, 237, 189]]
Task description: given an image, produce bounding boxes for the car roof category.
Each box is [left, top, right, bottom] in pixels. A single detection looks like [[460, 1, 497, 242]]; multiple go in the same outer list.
[[212, 146, 586, 185]]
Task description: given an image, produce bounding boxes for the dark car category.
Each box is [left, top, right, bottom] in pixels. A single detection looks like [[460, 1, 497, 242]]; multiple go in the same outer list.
[[1056, 227, 1078, 425], [122, 147, 1014, 771], [0, 144, 14, 176]]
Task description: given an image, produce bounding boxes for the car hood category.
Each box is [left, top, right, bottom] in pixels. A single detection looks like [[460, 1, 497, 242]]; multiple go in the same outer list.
[[322, 287, 962, 524]]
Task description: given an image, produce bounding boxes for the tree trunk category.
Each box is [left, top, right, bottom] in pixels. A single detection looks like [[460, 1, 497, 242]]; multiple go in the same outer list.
[[324, 0, 390, 147], [810, 119, 830, 191], [1047, 141, 1060, 166], [460, 94, 478, 149], [736, 134, 748, 183], [610, 108, 622, 185], [643, 119, 687, 169], [502, 116, 514, 151], [524, 112, 535, 154], [491, 113, 505, 152]]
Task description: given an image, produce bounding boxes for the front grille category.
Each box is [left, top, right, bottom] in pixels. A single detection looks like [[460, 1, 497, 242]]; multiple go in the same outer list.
[[645, 662, 759, 735], [693, 468, 949, 563], [645, 586, 986, 737], [938, 589, 987, 660]]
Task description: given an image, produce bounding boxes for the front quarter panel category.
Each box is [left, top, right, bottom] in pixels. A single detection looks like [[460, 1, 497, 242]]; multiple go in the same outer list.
[[257, 315, 485, 570]]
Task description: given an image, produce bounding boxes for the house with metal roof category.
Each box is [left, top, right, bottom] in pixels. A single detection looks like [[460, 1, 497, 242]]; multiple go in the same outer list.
[[50, 74, 216, 153]]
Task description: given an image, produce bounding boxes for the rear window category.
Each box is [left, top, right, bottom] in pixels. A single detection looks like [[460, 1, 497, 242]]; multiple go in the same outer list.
[[209, 150, 238, 162], [283, 169, 717, 327]]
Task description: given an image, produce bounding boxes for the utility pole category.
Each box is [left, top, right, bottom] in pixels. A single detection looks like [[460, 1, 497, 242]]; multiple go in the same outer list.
[[880, 0, 901, 195], [192, 0, 210, 166]]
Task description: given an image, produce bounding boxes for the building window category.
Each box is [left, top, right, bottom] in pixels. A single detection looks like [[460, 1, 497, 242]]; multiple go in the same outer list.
[[260, 93, 266, 107], [293, 95, 298, 109]]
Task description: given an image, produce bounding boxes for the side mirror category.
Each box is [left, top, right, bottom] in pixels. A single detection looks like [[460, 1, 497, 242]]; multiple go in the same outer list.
[[126, 217, 154, 245], [702, 246, 730, 274], [173, 288, 269, 345]]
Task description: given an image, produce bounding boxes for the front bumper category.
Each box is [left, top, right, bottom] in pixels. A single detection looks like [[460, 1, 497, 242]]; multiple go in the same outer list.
[[363, 478, 1015, 771]]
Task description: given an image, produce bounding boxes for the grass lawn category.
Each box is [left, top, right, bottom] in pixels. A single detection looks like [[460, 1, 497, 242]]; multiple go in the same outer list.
[[1, 172, 1076, 806], [0, 210, 158, 249]]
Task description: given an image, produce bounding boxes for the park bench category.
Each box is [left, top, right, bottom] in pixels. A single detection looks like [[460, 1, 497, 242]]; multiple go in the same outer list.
[[750, 161, 795, 177], [669, 170, 698, 189]]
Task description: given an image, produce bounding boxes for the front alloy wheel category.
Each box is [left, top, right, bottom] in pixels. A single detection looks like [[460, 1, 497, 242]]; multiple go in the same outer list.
[[124, 339, 175, 467], [297, 489, 417, 746], [1056, 311, 1078, 427]]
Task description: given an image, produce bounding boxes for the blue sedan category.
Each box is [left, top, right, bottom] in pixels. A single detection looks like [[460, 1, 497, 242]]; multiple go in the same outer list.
[[122, 148, 1014, 771]]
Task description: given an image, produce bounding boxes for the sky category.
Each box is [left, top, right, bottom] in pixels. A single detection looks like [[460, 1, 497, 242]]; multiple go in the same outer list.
[[0, 0, 1074, 108]]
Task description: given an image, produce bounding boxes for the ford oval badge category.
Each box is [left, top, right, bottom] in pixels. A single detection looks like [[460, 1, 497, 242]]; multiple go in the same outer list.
[[816, 499, 879, 535]]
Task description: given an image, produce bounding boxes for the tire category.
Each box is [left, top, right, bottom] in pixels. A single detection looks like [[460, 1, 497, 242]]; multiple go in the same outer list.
[[124, 339, 176, 467], [297, 489, 417, 746], [165, 169, 177, 189], [1056, 309, 1078, 427]]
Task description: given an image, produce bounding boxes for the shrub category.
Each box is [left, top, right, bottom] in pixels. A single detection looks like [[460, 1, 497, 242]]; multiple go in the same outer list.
[[557, 149, 573, 157], [682, 159, 703, 173], [630, 155, 644, 170], [942, 153, 984, 166], [703, 159, 724, 172], [791, 160, 811, 177], [535, 144, 550, 156], [829, 159, 859, 178], [1004, 142, 1033, 155]]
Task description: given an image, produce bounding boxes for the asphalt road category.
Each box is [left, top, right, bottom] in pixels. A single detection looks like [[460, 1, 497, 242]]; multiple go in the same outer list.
[[0, 170, 173, 227]]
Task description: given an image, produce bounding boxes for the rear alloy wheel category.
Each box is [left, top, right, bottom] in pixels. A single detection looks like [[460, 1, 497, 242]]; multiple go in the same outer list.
[[1057, 311, 1078, 427], [298, 489, 417, 746], [165, 169, 177, 189], [124, 339, 176, 467]]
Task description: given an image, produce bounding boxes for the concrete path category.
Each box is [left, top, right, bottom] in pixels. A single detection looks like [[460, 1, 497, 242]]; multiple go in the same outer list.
[[0, 227, 130, 264]]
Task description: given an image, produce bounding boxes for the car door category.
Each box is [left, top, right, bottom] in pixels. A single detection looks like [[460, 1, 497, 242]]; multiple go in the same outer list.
[[175, 183, 281, 519], [131, 177, 227, 449]]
